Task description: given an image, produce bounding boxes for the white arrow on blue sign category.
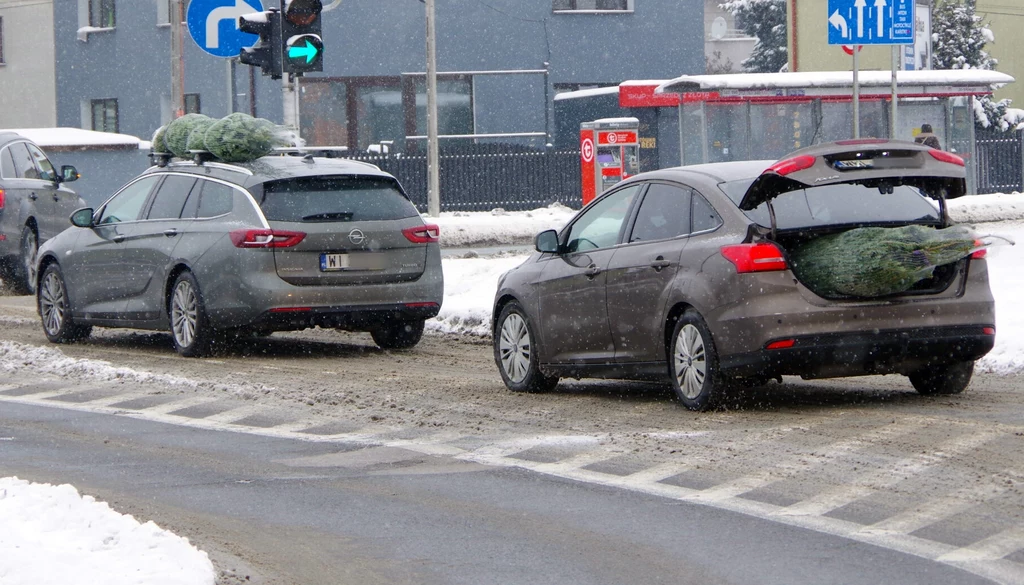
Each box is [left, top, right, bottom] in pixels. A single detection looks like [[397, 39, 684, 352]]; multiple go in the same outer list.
[[187, 0, 265, 58], [827, 0, 914, 45]]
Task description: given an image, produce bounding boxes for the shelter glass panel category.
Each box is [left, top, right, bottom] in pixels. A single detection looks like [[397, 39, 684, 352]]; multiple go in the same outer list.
[[705, 103, 748, 163], [748, 102, 813, 161], [300, 81, 349, 147]]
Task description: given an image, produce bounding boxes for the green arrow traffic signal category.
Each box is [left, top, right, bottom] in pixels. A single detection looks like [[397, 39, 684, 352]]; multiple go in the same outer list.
[[288, 39, 319, 64]]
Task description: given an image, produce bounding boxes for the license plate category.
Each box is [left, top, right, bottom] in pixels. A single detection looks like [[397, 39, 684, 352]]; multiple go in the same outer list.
[[320, 253, 350, 271]]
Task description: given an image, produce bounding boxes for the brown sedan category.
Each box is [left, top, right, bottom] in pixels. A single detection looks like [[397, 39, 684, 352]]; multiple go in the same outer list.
[[492, 140, 995, 410]]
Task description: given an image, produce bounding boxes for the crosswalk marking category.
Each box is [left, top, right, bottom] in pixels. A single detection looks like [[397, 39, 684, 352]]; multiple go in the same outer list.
[[939, 525, 1024, 562], [776, 428, 1005, 518], [861, 481, 1010, 536]]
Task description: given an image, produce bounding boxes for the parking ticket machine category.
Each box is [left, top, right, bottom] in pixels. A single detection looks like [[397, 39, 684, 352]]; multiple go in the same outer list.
[[580, 118, 640, 206]]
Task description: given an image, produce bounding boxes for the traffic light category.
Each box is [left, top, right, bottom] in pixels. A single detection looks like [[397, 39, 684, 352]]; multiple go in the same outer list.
[[238, 9, 283, 79], [280, 0, 323, 75]]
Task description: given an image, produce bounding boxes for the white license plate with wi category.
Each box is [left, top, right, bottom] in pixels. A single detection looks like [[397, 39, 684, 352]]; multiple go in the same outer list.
[[320, 253, 350, 271]]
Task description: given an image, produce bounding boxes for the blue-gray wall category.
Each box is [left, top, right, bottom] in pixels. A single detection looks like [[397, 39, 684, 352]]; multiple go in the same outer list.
[[47, 149, 152, 208], [55, 0, 704, 145]]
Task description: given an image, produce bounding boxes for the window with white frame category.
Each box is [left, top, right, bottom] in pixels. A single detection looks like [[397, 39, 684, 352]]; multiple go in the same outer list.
[[553, 0, 632, 12], [89, 0, 116, 28], [91, 98, 119, 133]]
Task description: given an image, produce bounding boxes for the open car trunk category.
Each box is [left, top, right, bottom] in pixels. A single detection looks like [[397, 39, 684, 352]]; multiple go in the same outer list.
[[735, 143, 974, 301], [769, 227, 968, 301]]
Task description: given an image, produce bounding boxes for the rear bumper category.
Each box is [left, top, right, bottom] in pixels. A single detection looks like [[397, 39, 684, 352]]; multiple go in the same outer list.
[[248, 302, 441, 332], [719, 325, 995, 379]]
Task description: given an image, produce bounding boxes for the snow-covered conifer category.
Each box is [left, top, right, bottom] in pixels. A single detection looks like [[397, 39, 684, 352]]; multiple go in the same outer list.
[[931, 0, 1011, 130], [719, 0, 787, 73]]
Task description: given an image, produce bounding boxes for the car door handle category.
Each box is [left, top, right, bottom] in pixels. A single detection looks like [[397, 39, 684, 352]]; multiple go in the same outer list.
[[53, 194, 61, 202], [584, 264, 602, 279], [28, 193, 38, 201], [650, 257, 673, 271], [112, 235, 126, 243], [163, 229, 179, 237]]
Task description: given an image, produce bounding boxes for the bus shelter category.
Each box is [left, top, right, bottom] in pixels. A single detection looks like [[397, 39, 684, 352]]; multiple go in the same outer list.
[[554, 70, 1014, 194]]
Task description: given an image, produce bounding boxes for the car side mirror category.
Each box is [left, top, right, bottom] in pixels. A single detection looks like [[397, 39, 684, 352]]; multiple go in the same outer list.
[[535, 229, 560, 254], [70, 207, 95, 228], [61, 165, 80, 183]]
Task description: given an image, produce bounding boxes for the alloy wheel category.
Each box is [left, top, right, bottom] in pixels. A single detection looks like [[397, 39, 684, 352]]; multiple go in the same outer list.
[[39, 269, 65, 336], [23, 230, 38, 292], [499, 312, 531, 384], [674, 323, 708, 400], [171, 280, 198, 348]]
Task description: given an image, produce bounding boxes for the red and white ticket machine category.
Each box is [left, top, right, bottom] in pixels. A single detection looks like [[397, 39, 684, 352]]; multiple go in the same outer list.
[[580, 118, 640, 206]]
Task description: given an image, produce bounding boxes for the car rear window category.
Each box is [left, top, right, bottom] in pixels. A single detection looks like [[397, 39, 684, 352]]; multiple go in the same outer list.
[[258, 176, 418, 222], [718, 179, 941, 230]]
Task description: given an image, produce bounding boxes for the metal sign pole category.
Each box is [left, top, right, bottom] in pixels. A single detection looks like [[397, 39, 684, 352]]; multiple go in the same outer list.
[[890, 45, 899, 139], [853, 48, 860, 139]]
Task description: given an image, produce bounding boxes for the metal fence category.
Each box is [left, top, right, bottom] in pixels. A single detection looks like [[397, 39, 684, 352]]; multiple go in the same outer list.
[[975, 130, 1023, 194], [344, 149, 583, 212]]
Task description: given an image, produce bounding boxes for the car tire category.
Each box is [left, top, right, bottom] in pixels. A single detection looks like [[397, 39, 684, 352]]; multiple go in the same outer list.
[[169, 271, 215, 357], [493, 301, 558, 393], [669, 310, 725, 411], [38, 263, 91, 344], [371, 319, 425, 350], [10, 226, 39, 296], [909, 361, 974, 395]]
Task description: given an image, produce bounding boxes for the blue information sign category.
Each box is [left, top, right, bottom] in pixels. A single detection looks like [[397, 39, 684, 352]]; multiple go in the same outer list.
[[827, 0, 914, 45], [187, 0, 265, 58]]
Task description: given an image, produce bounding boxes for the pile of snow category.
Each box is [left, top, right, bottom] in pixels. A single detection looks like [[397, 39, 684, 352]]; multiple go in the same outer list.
[[431, 203, 575, 248], [0, 477, 215, 585], [0, 341, 275, 397]]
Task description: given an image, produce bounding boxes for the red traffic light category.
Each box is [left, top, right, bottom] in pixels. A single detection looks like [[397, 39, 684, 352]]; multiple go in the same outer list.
[[283, 0, 322, 25]]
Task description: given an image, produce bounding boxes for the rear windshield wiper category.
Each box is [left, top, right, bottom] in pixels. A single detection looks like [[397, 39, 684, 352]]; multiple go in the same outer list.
[[301, 212, 354, 221]]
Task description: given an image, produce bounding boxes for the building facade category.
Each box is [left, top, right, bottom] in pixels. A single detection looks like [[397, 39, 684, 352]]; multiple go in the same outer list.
[[0, 0, 58, 127], [44, 0, 704, 151]]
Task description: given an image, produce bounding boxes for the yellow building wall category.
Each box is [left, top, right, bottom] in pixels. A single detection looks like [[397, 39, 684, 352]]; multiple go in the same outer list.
[[787, 0, 1022, 110], [978, 1, 1024, 110]]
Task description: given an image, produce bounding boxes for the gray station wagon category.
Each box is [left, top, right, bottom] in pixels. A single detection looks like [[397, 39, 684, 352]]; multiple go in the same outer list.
[[36, 155, 443, 356], [492, 140, 995, 410], [0, 131, 82, 294]]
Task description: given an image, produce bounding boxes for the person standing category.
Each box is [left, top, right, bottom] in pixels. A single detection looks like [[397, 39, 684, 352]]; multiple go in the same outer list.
[[915, 124, 942, 149]]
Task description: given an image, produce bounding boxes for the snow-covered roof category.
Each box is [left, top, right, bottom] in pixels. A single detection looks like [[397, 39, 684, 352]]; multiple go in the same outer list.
[[553, 86, 620, 101], [656, 70, 1015, 94], [5, 128, 144, 150]]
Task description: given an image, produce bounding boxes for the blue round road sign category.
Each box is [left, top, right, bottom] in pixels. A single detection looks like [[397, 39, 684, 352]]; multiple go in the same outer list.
[[187, 0, 265, 58]]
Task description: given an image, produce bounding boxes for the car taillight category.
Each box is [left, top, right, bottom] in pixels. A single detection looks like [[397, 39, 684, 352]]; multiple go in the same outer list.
[[766, 339, 795, 350], [721, 243, 788, 273], [403, 224, 440, 244], [928, 149, 965, 166], [229, 229, 306, 248], [983, 327, 996, 336], [767, 155, 815, 176], [971, 239, 987, 259], [0, 188, 5, 209]]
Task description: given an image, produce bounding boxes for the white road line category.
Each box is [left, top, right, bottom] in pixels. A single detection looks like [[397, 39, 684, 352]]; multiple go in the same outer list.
[[697, 418, 930, 502], [145, 396, 226, 416], [776, 428, 1006, 518], [861, 481, 1010, 536], [203, 405, 274, 424], [939, 525, 1024, 562]]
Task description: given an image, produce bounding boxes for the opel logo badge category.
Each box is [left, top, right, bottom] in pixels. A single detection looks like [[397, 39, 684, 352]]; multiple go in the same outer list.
[[348, 229, 366, 245]]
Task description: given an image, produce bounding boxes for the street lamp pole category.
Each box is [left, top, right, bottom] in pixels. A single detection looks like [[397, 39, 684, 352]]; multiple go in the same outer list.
[[425, 0, 441, 217]]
